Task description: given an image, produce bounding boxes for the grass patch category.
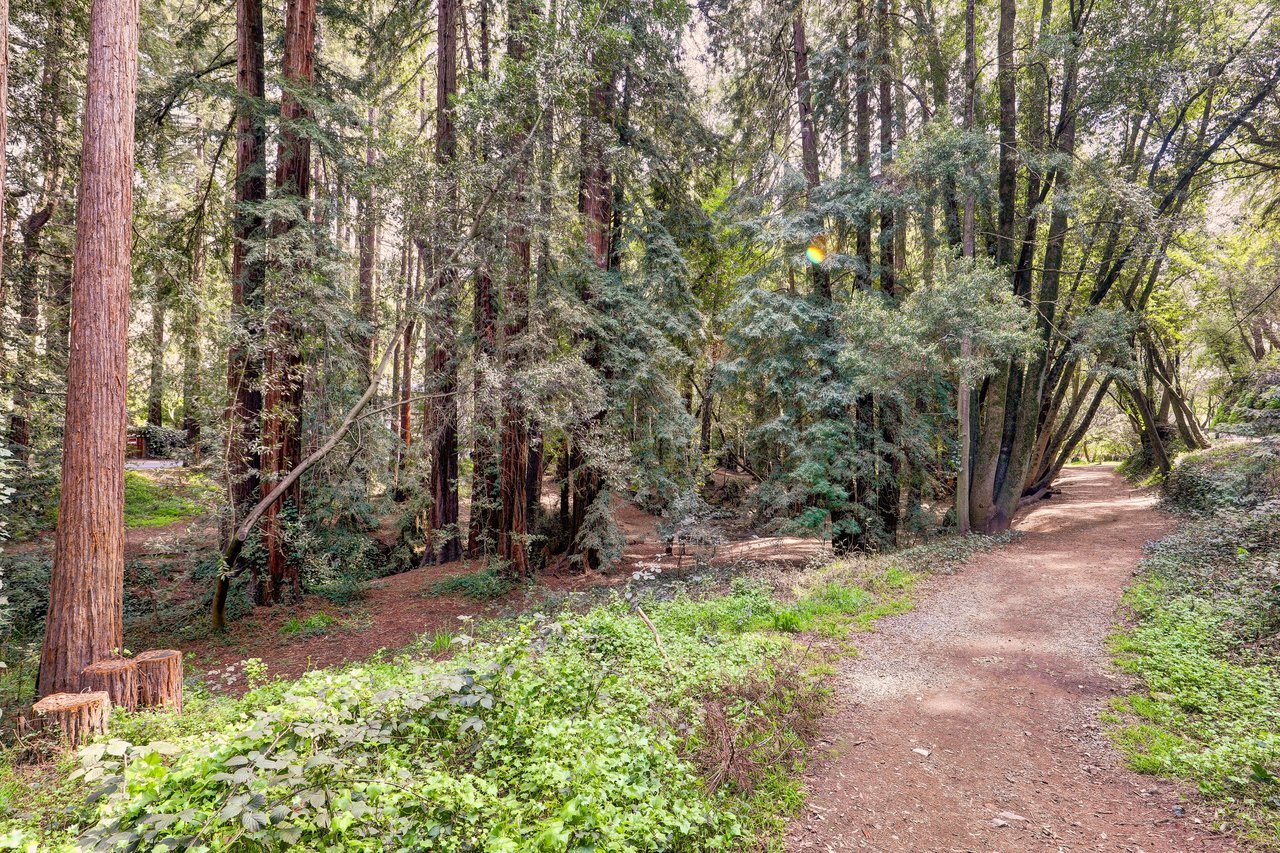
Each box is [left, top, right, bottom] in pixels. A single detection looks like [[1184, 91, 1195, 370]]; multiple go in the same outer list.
[[279, 612, 340, 638], [122, 471, 205, 528]]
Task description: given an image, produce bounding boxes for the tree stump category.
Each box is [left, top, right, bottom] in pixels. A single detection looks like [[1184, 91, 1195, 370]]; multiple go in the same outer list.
[[135, 649, 183, 713], [31, 692, 111, 750], [83, 659, 139, 712]]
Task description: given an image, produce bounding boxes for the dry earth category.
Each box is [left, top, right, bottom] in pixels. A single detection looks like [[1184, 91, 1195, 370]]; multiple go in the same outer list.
[[788, 465, 1240, 853]]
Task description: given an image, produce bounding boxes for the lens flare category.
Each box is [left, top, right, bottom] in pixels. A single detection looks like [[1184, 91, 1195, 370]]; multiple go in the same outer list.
[[806, 235, 827, 265]]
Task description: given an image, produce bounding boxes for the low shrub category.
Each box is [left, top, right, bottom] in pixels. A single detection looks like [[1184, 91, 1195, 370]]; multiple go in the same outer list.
[[429, 564, 518, 600], [1162, 441, 1280, 515]]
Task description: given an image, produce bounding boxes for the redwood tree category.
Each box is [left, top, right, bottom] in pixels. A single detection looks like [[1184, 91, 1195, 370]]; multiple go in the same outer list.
[[225, 0, 267, 600], [497, 0, 535, 577], [570, 56, 614, 572], [424, 0, 462, 564], [261, 0, 316, 601], [38, 0, 138, 696]]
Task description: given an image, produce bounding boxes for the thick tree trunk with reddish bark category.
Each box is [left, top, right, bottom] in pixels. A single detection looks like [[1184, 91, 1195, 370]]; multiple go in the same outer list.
[[425, 0, 462, 564], [37, 0, 138, 697], [261, 0, 316, 602], [226, 0, 266, 591]]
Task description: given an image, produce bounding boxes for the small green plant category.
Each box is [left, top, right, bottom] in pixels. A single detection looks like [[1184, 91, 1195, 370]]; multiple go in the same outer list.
[[279, 612, 338, 638], [427, 630, 454, 654], [241, 657, 269, 690]]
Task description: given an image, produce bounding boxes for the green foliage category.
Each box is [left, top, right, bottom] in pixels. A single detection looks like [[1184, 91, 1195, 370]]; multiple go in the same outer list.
[[1162, 441, 1280, 515], [429, 565, 519, 601], [1111, 443, 1280, 844], [0, 514, 993, 851], [14, 590, 806, 852]]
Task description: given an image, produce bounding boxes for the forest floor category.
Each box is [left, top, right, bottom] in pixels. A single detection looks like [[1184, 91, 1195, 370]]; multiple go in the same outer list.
[[787, 465, 1237, 853], [131, 477, 831, 683]]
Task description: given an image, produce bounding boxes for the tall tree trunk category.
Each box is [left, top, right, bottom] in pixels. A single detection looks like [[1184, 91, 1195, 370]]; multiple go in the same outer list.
[[147, 293, 165, 427], [571, 58, 614, 572], [7, 205, 50, 461], [181, 164, 206, 452], [0, 0, 7, 390], [468, 266, 498, 555], [854, 0, 872, 287], [956, 0, 976, 534], [262, 0, 316, 603], [425, 0, 462, 564], [968, 0, 1017, 533], [874, 0, 900, 545], [497, 0, 535, 578], [226, 0, 267, 601], [356, 107, 378, 383], [38, 0, 137, 697]]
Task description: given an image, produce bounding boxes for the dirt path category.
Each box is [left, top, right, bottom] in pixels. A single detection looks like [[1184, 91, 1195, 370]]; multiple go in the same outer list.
[[788, 466, 1239, 853]]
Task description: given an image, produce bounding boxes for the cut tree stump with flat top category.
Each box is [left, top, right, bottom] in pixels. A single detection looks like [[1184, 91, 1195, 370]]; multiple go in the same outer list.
[[32, 692, 111, 750], [83, 659, 139, 712], [135, 649, 183, 713]]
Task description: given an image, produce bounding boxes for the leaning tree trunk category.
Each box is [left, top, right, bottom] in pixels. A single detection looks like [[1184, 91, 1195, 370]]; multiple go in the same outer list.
[[37, 0, 138, 697]]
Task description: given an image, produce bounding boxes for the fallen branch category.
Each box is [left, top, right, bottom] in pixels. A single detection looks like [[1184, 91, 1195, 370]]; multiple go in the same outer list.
[[634, 605, 672, 670]]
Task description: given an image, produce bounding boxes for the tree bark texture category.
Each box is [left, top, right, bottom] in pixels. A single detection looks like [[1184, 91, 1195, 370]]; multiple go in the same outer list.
[[32, 692, 111, 749], [136, 649, 183, 713], [37, 0, 138, 696], [83, 658, 138, 712], [425, 0, 462, 565], [261, 0, 316, 602], [226, 0, 266, 547]]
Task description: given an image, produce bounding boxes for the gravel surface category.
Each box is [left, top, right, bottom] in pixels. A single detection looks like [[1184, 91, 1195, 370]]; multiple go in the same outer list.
[[787, 465, 1240, 853]]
